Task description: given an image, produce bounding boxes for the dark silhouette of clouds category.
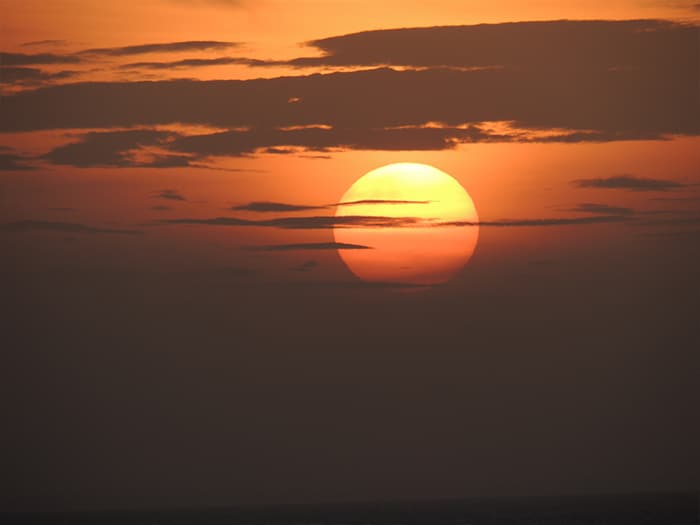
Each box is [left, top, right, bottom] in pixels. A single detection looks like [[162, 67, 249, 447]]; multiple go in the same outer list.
[[1, 65, 694, 150], [573, 175, 686, 191], [441, 216, 631, 227], [0, 152, 34, 170], [154, 189, 187, 201], [161, 215, 427, 229], [649, 196, 700, 202], [42, 129, 193, 168], [79, 41, 240, 57], [151, 205, 173, 211], [338, 199, 431, 206], [1, 32, 696, 141], [233, 199, 430, 213], [0, 52, 81, 65], [570, 203, 635, 215], [0, 220, 143, 235], [120, 57, 268, 70], [0, 66, 80, 86], [21, 40, 70, 47], [2, 20, 697, 158], [161, 213, 631, 230], [287, 20, 696, 70], [233, 201, 326, 212], [248, 242, 373, 251]]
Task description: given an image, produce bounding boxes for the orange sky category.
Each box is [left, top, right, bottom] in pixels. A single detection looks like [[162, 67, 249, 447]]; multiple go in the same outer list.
[[2, 1, 700, 513], [1, 0, 699, 279]]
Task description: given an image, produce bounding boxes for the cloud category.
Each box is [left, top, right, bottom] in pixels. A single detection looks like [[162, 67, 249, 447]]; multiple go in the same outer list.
[[2, 20, 697, 155], [441, 216, 631, 227], [120, 57, 268, 70], [0, 66, 80, 86], [0, 220, 143, 234], [232, 199, 431, 213], [21, 40, 70, 48], [48, 207, 76, 212], [247, 242, 373, 251], [0, 152, 35, 170], [160, 213, 631, 230], [161, 215, 428, 229], [42, 129, 194, 168], [154, 189, 187, 201], [151, 205, 173, 211], [0, 52, 81, 65], [3, 66, 695, 144], [649, 196, 700, 202], [233, 201, 326, 212], [287, 19, 695, 70], [570, 203, 635, 215], [572, 175, 686, 191], [78, 41, 240, 57], [337, 199, 431, 206]]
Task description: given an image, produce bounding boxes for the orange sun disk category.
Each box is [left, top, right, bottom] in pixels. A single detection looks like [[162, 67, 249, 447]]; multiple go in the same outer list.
[[333, 163, 479, 285]]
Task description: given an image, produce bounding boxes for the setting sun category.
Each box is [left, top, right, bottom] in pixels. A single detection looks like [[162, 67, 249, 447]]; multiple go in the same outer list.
[[334, 163, 479, 285]]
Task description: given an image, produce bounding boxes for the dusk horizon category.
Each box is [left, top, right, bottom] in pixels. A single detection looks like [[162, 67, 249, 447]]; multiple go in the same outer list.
[[2, 1, 699, 523]]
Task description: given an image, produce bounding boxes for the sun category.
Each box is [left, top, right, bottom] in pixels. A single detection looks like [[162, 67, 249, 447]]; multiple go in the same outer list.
[[333, 162, 479, 285]]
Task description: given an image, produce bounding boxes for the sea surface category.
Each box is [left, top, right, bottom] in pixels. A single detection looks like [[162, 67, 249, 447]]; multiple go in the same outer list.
[[4, 491, 698, 524]]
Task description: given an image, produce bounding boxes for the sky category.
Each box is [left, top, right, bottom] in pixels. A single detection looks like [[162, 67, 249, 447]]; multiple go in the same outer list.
[[1, 0, 699, 514]]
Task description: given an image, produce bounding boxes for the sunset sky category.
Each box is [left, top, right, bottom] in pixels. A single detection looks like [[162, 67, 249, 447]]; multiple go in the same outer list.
[[2, 0, 699, 514]]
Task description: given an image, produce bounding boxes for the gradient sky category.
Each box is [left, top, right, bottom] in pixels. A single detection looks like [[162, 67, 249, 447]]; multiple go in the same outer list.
[[1, 0, 699, 514]]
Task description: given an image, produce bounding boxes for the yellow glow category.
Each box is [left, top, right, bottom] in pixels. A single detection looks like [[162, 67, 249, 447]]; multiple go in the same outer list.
[[333, 163, 479, 285]]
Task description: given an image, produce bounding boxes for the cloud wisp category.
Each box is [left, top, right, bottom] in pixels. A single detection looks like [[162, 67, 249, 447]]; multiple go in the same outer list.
[[159, 213, 632, 231], [569, 203, 636, 215], [233, 201, 327, 212], [153, 189, 187, 201], [246, 242, 373, 251], [233, 199, 432, 213], [572, 175, 687, 191], [79, 41, 241, 57], [0, 151, 35, 171], [161, 215, 429, 229]]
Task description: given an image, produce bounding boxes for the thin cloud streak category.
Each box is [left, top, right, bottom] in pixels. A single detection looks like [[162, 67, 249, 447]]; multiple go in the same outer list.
[[439, 216, 632, 227], [233, 202, 326, 212], [0, 52, 81, 65], [78, 41, 240, 57], [572, 175, 686, 191], [120, 57, 268, 70], [246, 242, 373, 251], [233, 199, 431, 213], [160, 213, 631, 230], [161, 215, 428, 229], [154, 189, 187, 201], [570, 203, 635, 215]]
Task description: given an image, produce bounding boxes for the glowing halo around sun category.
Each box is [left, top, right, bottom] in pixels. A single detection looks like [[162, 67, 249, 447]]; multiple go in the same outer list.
[[333, 162, 479, 285]]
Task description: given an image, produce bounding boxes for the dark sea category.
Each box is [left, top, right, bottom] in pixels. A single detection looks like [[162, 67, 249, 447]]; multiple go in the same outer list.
[[4, 492, 698, 524]]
